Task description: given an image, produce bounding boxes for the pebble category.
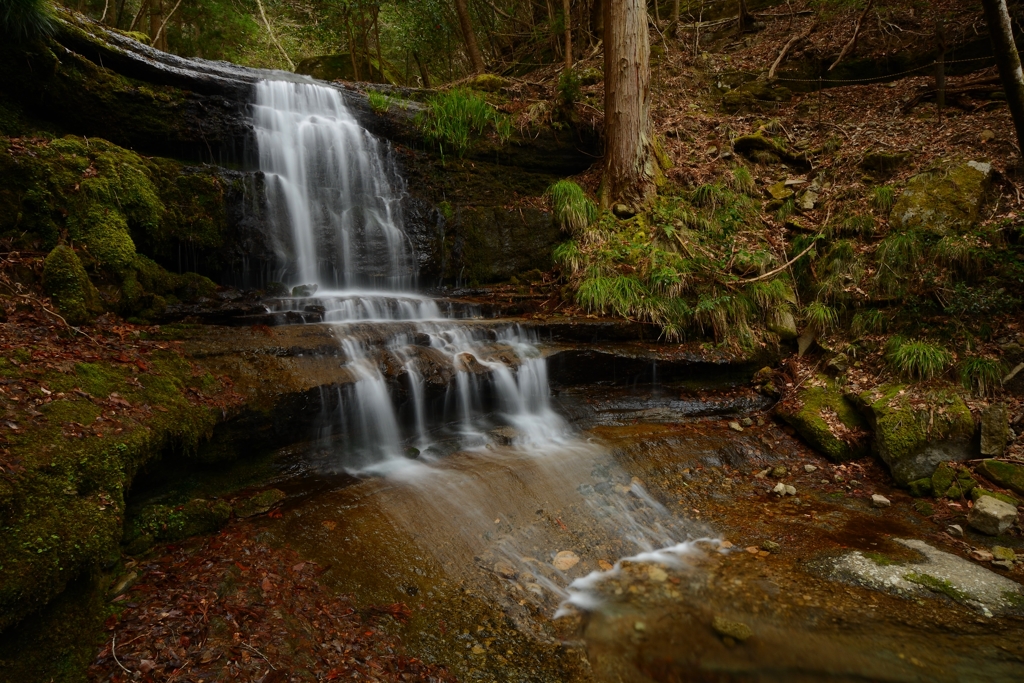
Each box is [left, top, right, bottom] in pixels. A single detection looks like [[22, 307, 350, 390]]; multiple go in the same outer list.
[[772, 466, 788, 477], [712, 616, 752, 642], [647, 566, 668, 582], [598, 559, 615, 571], [553, 551, 580, 571], [740, 417, 754, 427], [992, 546, 1017, 562], [992, 559, 1014, 570], [804, 464, 818, 473], [946, 524, 964, 538], [729, 421, 744, 432], [871, 494, 891, 508], [494, 560, 517, 579], [634, 621, 646, 632], [761, 540, 781, 552], [970, 549, 995, 563], [773, 483, 797, 496]]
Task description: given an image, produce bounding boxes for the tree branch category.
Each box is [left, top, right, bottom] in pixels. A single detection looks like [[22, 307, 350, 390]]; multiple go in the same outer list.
[[829, 0, 874, 71], [256, 0, 296, 70], [769, 21, 816, 80], [153, 0, 184, 46]]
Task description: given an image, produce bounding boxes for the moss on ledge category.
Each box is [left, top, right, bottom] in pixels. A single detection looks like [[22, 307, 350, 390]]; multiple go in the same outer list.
[[776, 378, 869, 462]]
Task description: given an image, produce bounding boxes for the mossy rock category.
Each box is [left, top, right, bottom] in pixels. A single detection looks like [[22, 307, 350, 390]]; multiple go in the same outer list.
[[732, 134, 807, 168], [233, 488, 286, 518], [42, 245, 102, 325], [124, 498, 232, 553], [907, 478, 933, 497], [930, 462, 977, 499], [976, 459, 1024, 497], [970, 486, 1022, 507], [861, 150, 911, 175], [776, 379, 870, 462], [854, 384, 976, 486], [467, 74, 509, 92], [890, 161, 992, 236], [722, 82, 792, 112]]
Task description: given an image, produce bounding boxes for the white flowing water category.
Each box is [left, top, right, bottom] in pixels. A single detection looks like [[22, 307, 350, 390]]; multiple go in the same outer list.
[[253, 78, 707, 618]]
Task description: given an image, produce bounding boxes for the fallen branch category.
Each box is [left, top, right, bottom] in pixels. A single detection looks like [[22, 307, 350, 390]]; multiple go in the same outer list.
[[736, 238, 820, 284], [829, 0, 874, 71], [111, 634, 131, 675], [769, 21, 817, 81]]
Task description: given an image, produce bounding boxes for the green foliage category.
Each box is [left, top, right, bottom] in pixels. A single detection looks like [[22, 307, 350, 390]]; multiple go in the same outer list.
[[933, 234, 984, 276], [553, 240, 584, 275], [1, 0, 54, 41], [886, 337, 953, 381], [851, 308, 889, 335], [828, 213, 875, 238], [775, 198, 796, 223], [959, 357, 1005, 397], [730, 166, 756, 194], [416, 88, 512, 157], [804, 300, 839, 334], [547, 180, 598, 237], [876, 231, 925, 294], [557, 68, 582, 108], [871, 185, 897, 214], [692, 182, 728, 209], [367, 90, 393, 114]]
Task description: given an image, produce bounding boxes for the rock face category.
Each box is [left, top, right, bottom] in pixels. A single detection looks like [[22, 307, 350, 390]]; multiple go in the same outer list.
[[890, 161, 992, 235], [776, 380, 870, 462], [980, 404, 1010, 457], [968, 496, 1018, 536], [854, 384, 976, 485]]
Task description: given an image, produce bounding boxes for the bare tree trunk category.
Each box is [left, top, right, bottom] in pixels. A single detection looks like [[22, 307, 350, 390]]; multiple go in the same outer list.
[[413, 51, 431, 87], [563, 0, 573, 69], [982, 0, 1024, 155], [737, 0, 750, 33], [602, 0, 656, 208], [591, 0, 603, 38], [346, 16, 361, 81], [373, 6, 385, 83], [454, 0, 486, 73]]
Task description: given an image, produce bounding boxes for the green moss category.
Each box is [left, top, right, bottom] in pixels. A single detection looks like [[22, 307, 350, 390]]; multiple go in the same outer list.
[[233, 488, 286, 518], [41, 245, 102, 325], [124, 498, 232, 553], [977, 460, 1024, 497], [907, 478, 933, 497], [467, 73, 508, 92], [777, 379, 869, 462], [890, 161, 992, 236], [931, 463, 956, 498], [970, 487, 1021, 507], [864, 551, 897, 566], [904, 572, 970, 602]]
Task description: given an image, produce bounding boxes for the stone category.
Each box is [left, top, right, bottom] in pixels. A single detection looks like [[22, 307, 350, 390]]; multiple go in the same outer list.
[[970, 486, 1021, 507], [854, 385, 975, 485], [772, 466, 788, 477], [970, 549, 995, 562], [776, 380, 870, 463], [612, 203, 635, 219], [42, 245, 103, 325], [712, 616, 752, 642], [292, 283, 318, 297], [768, 181, 795, 201], [967, 496, 1018, 536], [975, 460, 1024, 497], [871, 494, 891, 508], [761, 540, 781, 552], [980, 129, 996, 142], [729, 421, 744, 432], [772, 482, 786, 495], [907, 478, 933, 497], [109, 571, 138, 598], [825, 353, 849, 375], [741, 417, 754, 427], [797, 330, 816, 357], [980, 404, 1010, 457], [946, 524, 964, 538], [992, 559, 1014, 570], [992, 546, 1016, 562], [233, 488, 287, 518], [804, 464, 818, 473], [797, 189, 818, 210], [553, 550, 580, 571], [860, 150, 911, 175], [768, 309, 799, 340], [494, 560, 517, 578], [467, 73, 509, 92], [890, 161, 992, 236], [785, 484, 797, 496], [647, 566, 668, 582]]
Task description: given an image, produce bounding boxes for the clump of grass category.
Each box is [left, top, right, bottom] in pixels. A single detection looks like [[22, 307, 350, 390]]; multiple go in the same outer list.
[[776, 198, 796, 222], [959, 357, 1005, 396], [416, 88, 512, 157], [557, 69, 582, 108], [730, 166, 756, 194], [886, 337, 953, 381], [367, 90, 393, 115], [828, 213, 875, 238], [804, 300, 839, 334], [548, 180, 598, 236], [934, 235, 983, 276], [1, 0, 54, 40], [691, 183, 728, 209], [553, 240, 585, 275], [851, 308, 889, 335], [871, 185, 897, 214]]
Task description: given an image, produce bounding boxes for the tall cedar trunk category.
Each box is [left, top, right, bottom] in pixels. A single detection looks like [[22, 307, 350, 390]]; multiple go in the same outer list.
[[591, 0, 603, 37], [982, 0, 1024, 155], [373, 7, 385, 83], [602, 0, 656, 208], [454, 0, 486, 73], [347, 17, 361, 81], [563, 0, 573, 68], [737, 0, 750, 32]]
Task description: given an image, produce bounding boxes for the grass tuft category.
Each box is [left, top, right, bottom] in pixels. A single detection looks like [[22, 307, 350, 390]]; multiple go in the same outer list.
[[367, 90, 393, 115], [730, 166, 756, 194], [553, 240, 585, 275], [959, 357, 1005, 397], [804, 300, 839, 334], [871, 185, 897, 214], [1, 0, 53, 40], [851, 308, 889, 335], [547, 180, 598, 237], [886, 337, 953, 381], [416, 88, 512, 157]]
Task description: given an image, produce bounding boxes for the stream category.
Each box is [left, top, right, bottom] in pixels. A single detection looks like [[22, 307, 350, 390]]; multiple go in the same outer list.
[[119, 78, 1024, 681]]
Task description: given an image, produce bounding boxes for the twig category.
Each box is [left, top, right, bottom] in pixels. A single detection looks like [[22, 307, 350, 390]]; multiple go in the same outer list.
[[241, 642, 276, 670], [769, 21, 817, 81], [830, 0, 875, 72], [111, 634, 131, 675], [255, 0, 295, 70], [0, 280, 101, 345], [736, 238, 821, 284], [153, 0, 184, 46]]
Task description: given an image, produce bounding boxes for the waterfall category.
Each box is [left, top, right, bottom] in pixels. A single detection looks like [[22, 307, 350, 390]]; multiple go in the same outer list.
[[252, 80, 414, 289]]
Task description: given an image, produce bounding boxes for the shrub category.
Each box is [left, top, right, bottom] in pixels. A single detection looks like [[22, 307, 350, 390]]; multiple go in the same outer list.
[[547, 180, 598, 236], [886, 337, 953, 381], [959, 357, 1005, 396], [557, 69, 582, 108]]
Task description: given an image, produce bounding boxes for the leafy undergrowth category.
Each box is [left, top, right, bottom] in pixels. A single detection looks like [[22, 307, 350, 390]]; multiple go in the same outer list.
[[87, 523, 457, 682]]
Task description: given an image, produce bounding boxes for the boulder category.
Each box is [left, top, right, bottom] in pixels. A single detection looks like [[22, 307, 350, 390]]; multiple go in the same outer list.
[[768, 310, 798, 340], [42, 245, 103, 325], [980, 404, 1010, 457], [775, 379, 870, 462], [853, 384, 976, 485], [890, 161, 992, 235], [861, 150, 911, 175], [967, 495, 1018, 536], [976, 459, 1024, 497]]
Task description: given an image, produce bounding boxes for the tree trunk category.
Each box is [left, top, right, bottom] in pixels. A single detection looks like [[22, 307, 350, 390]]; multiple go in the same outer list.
[[982, 0, 1024, 155], [591, 0, 603, 37], [737, 0, 750, 33], [454, 0, 486, 73], [413, 51, 431, 87], [563, 0, 573, 69], [602, 0, 656, 208], [373, 7, 385, 83], [149, 0, 163, 48], [347, 17, 361, 81]]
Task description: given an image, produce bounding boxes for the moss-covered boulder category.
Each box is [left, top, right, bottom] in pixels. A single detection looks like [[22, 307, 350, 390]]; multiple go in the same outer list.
[[42, 245, 102, 325], [977, 459, 1024, 497], [776, 379, 870, 462], [722, 82, 792, 112], [890, 161, 992, 236], [970, 486, 1022, 507], [854, 384, 976, 485], [930, 462, 977, 499]]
